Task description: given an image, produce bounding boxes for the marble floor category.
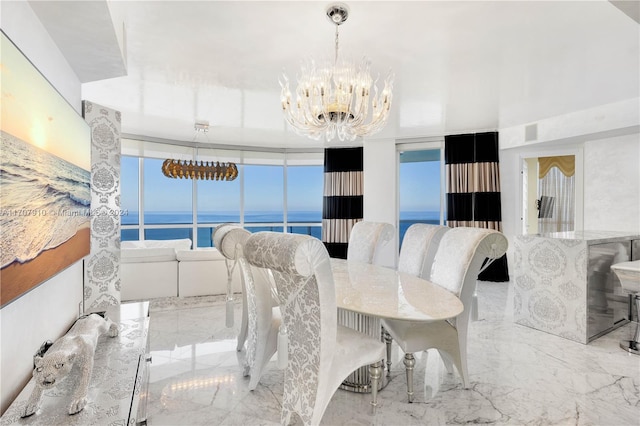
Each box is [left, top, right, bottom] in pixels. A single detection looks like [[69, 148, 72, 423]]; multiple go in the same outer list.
[[145, 282, 639, 425]]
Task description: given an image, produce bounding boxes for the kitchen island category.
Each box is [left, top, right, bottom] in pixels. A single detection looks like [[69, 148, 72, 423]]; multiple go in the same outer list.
[[513, 231, 640, 344]]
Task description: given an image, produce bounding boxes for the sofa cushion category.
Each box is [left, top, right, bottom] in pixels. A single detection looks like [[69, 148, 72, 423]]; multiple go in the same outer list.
[[121, 239, 192, 250], [176, 248, 225, 262], [121, 247, 177, 263]]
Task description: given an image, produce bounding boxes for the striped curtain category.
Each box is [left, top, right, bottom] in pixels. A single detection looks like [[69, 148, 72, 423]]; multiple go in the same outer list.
[[445, 132, 509, 282], [322, 147, 363, 259]]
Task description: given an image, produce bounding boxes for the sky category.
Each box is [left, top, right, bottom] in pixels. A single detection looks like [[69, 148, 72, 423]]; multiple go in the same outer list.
[[1, 34, 91, 171], [122, 157, 325, 213], [400, 157, 441, 212]]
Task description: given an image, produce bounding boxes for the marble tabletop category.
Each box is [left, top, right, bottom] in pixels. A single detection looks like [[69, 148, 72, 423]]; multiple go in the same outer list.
[[527, 230, 640, 244], [330, 258, 464, 322]]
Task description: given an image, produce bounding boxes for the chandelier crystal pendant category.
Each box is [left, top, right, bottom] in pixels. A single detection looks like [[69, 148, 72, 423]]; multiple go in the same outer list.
[[280, 3, 393, 142], [161, 159, 238, 181], [161, 121, 239, 181]]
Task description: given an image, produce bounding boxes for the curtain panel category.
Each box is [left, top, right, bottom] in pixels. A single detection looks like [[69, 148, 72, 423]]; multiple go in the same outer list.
[[538, 166, 575, 233], [445, 132, 509, 282], [322, 147, 363, 259]]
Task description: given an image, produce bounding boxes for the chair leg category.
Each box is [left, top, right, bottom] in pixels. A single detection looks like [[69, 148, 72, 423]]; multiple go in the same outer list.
[[403, 353, 416, 403], [382, 328, 393, 377], [438, 349, 455, 374], [369, 361, 382, 410]]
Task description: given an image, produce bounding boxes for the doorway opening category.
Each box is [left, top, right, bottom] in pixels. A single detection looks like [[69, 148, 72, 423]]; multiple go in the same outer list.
[[522, 154, 577, 234]]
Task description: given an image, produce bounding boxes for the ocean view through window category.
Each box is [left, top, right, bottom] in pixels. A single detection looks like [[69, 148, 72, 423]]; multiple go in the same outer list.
[[120, 151, 324, 246], [398, 147, 444, 245]]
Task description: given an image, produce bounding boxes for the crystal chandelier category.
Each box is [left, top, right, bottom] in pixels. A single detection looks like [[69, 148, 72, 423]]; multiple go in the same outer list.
[[280, 3, 393, 142]]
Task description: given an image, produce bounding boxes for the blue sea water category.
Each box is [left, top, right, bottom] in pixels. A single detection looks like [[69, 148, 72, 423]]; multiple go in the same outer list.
[[122, 209, 440, 248], [1, 131, 90, 267]]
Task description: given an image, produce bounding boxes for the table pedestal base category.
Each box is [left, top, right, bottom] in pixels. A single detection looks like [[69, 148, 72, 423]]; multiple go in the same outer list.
[[337, 308, 387, 393]]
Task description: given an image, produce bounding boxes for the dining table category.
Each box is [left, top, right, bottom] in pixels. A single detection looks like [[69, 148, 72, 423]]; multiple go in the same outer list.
[[330, 258, 464, 393]]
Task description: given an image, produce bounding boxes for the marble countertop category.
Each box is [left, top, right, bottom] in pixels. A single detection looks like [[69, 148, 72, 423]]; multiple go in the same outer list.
[[518, 230, 640, 245]]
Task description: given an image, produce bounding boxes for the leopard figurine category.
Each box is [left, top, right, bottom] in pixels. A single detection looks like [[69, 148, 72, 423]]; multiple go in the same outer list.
[[21, 313, 119, 417]]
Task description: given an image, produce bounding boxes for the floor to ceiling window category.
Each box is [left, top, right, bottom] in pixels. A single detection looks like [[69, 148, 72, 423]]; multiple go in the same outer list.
[[195, 166, 241, 247], [287, 164, 323, 239], [120, 156, 140, 241], [143, 157, 194, 241], [398, 146, 445, 246], [120, 139, 323, 247], [244, 164, 284, 233]]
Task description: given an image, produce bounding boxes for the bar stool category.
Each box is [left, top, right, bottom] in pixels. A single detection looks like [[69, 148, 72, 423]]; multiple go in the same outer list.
[[611, 260, 640, 355]]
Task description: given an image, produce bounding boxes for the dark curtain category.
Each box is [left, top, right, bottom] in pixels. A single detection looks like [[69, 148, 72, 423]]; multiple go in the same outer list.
[[322, 147, 363, 259], [445, 132, 509, 282]]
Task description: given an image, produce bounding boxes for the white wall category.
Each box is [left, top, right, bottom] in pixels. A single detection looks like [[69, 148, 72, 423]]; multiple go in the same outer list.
[[584, 133, 640, 232], [0, 2, 84, 414], [363, 138, 398, 268]]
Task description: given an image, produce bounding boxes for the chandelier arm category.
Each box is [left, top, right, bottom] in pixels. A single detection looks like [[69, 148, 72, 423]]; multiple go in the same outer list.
[[305, 85, 330, 128], [348, 93, 368, 127]]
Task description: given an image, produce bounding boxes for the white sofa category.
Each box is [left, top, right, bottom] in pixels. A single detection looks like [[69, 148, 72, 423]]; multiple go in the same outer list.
[[176, 248, 242, 297], [120, 239, 240, 301]]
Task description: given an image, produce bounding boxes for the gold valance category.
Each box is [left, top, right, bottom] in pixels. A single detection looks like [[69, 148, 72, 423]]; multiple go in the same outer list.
[[538, 155, 575, 178]]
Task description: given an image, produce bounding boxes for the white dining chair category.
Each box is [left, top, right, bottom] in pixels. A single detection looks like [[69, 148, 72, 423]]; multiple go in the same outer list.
[[346, 220, 395, 264], [397, 223, 450, 279], [244, 232, 386, 425], [342, 220, 394, 390], [383, 223, 450, 375], [213, 223, 248, 349], [382, 227, 508, 402], [216, 226, 281, 390]]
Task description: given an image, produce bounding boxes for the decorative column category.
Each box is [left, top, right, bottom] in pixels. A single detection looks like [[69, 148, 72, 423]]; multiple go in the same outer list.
[[82, 101, 121, 311], [322, 147, 364, 259]]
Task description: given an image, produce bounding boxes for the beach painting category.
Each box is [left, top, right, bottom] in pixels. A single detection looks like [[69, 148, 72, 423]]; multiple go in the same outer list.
[[0, 32, 91, 307]]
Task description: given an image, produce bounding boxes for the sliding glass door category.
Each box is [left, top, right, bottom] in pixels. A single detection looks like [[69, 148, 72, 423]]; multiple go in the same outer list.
[[398, 148, 444, 246]]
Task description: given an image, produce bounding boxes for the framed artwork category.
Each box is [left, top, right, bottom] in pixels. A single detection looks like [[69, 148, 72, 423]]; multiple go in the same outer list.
[[1, 31, 91, 307]]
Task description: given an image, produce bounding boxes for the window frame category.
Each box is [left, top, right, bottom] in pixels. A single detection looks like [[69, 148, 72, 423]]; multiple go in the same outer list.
[[396, 140, 446, 248], [120, 144, 324, 247]]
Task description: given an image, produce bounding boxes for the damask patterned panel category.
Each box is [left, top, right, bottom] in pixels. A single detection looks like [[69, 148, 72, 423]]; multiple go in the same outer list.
[[514, 235, 587, 343], [83, 101, 121, 311]]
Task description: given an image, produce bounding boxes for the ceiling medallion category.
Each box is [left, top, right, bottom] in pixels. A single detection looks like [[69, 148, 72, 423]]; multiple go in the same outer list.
[[280, 3, 394, 142]]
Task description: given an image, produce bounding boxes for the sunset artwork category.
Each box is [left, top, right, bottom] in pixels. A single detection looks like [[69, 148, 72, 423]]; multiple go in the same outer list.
[[0, 33, 91, 307]]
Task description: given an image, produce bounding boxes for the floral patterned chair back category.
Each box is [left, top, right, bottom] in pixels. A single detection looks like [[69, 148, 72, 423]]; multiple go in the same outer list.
[[398, 224, 450, 279], [346, 221, 395, 264], [244, 231, 385, 425]]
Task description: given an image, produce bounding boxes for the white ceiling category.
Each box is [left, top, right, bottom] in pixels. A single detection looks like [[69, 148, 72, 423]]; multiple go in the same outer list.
[[32, 1, 640, 149]]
